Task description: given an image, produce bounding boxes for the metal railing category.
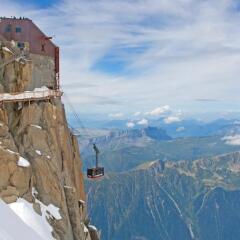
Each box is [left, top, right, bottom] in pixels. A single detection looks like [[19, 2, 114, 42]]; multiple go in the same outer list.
[[0, 89, 63, 103]]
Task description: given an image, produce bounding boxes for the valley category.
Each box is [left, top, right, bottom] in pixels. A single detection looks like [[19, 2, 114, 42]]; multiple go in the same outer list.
[[86, 152, 240, 240]]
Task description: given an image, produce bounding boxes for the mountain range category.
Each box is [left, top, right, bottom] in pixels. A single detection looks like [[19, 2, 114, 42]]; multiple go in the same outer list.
[[79, 125, 240, 173], [86, 152, 240, 240]]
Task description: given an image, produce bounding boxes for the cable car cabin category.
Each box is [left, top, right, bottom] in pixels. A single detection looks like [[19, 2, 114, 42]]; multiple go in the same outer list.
[[87, 167, 104, 179], [87, 144, 104, 179]]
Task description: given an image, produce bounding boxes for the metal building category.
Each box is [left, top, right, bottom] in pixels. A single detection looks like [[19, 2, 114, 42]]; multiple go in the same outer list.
[[0, 17, 60, 89]]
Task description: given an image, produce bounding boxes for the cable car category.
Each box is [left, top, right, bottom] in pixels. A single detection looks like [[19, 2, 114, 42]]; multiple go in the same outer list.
[[87, 144, 104, 179]]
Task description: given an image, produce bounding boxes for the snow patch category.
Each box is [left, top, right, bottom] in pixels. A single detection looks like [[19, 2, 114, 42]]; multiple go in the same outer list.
[[6, 149, 17, 154], [31, 125, 42, 129], [32, 187, 61, 221], [79, 199, 85, 204], [188, 223, 195, 239], [18, 156, 30, 168], [9, 198, 55, 240], [88, 225, 97, 231], [0, 200, 44, 240], [36, 150, 42, 156], [35, 199, 62, 221], [149, 161, 157, 167], [32, 187, 38, 197], [64, 185, 74, 189]]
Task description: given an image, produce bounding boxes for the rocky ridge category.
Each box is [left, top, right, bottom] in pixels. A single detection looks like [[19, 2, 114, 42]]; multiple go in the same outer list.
[[0, 41, 99, 239], [87, 151, 240, 240]]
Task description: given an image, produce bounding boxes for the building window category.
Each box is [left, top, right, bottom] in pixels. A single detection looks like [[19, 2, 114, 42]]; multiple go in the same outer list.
[[16, 27, 22, 33], [5, 25, 11, 32], [41, 43, 46, 52]]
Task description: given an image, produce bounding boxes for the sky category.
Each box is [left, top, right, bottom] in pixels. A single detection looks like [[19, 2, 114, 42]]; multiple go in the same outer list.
[[1, 0, 240, 122]]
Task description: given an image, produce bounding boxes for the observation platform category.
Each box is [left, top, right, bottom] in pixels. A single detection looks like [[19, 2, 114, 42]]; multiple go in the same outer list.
[[0, 88, 63, 103]]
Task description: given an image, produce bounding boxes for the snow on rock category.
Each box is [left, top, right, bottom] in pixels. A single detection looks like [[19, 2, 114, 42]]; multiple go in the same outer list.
[[32, 187, 39, 197], [64, 185, 74, 190], [18, 156, 30, 168], [0, 200, 44, 240], [34, 198, 62, 221], [88, 225, 97, 231], [31, 187, 62, 221], [79, 199, 85, 205], [6, 149, 17, 154], [36, 150, 42, 156], [9, 198, 56, 240], [31, 125, 42, 129]]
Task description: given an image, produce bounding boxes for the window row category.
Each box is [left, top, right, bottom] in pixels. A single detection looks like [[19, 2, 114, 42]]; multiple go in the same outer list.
[[5, 25, 22, 33]]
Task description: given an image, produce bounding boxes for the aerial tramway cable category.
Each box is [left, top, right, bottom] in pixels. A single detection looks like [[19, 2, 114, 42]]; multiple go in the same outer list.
[[62, 93, 88, 137], [62, 92, 104, 179]]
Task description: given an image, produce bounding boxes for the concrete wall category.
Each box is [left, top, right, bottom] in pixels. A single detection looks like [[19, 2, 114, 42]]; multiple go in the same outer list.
[[29, 54, 56, 90]]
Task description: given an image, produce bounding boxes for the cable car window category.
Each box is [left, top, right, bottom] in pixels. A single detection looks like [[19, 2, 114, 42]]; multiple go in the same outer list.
[[16, 27, 22, 33]]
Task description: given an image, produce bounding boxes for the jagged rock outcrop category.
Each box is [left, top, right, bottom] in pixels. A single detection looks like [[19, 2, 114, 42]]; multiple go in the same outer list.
[[0, 41, 99, 239]]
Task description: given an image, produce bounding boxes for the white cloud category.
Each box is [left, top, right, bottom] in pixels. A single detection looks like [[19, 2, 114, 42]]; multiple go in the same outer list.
[[126, 122, 135, 128], [133, 111, 141, 117], [222, 135, 240, 145], [176, 126, 185, 132], [164, 116, 181, 124], [1, 0, 240, 117], [108, 113, 124, 119], [137, 118, 149, 125], [146, 105, 170, 116]]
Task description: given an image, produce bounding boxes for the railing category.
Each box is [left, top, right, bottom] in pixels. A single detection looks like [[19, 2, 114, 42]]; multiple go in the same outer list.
[[0, 89, 63, 103]]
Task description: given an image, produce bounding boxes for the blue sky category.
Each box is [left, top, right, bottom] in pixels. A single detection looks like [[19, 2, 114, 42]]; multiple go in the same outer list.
[[14, 0, 57, 8], [1, 0, 240, 123]]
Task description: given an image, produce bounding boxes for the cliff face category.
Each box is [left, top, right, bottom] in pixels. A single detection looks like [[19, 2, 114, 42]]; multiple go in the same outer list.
[[0, 42, 98, 239]]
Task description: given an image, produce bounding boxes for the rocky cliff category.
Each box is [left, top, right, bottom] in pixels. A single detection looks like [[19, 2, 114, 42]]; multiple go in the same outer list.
[[0, 41, 99, 239]]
